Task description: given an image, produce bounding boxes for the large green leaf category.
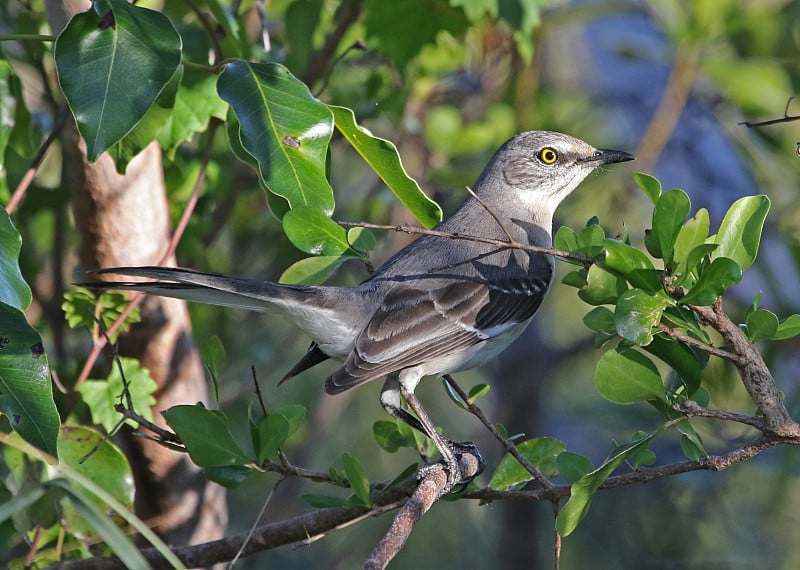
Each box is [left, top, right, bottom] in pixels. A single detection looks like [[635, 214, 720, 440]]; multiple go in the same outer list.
[[595, 348, 665, 404], [0, 207, 31, 310], [217, 61, 335, 213], [282, 206, 352, 256], [642, 335, 702, 396], [329, 105, 442, 229], [0, 302, 59, 456], [54, 0, 182, 161], [489, 438, 566, 490], [712, 195, 770, 271], [556, 431, 656, 536], [279, 255, 347, 285]]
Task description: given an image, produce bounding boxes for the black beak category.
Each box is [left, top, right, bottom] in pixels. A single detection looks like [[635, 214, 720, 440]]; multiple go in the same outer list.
[[588, 148, 635, 165]]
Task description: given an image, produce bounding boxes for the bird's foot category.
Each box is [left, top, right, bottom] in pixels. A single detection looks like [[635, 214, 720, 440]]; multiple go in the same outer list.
[[417, 440, 485, 496]]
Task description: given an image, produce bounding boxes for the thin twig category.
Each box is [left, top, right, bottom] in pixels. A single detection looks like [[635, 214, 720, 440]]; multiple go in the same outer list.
[[231, 476, 286, 567], [6, 111, 68, 214], [443, 375, 555, 490], [338, 221, 591, 265], [672, 400, 766, 430], [655, 321, 740, 363], [464, 185, 516, 244], [740, 97, 800, 128]]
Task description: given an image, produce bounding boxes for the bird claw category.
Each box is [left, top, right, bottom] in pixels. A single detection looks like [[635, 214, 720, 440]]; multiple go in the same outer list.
[[416, 440, 485, 496]]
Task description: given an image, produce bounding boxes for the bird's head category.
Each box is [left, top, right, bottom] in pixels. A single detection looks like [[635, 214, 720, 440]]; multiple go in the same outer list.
[[489, 130, 634, 213]]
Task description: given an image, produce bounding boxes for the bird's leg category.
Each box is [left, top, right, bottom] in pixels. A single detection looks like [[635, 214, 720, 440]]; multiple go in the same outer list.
[[380, 376, 484, 495]]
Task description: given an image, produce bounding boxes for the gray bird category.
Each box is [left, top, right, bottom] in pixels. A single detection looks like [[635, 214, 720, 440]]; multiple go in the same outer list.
[[89, 131, 633, 493]]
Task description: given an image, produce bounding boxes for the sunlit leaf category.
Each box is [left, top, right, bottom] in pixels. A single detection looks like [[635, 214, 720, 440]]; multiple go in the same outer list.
[[713, 195, 770, 271]]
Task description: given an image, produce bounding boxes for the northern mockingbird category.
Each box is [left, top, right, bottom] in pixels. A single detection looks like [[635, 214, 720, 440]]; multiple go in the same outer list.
[[90, 131, 633, 493]]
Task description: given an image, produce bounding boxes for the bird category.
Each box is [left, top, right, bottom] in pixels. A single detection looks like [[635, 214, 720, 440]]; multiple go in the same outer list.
[[88, 131, 634, 494]]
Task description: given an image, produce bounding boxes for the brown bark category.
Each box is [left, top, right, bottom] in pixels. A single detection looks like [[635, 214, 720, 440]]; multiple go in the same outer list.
[[47, 0, 227, 545]]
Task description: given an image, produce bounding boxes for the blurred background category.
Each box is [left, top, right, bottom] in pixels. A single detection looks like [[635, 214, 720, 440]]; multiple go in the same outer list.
[[3, 0, 800, 568]]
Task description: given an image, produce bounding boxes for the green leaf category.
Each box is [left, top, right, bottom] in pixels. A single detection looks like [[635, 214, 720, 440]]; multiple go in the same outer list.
[[48, 479, 149, 570], [489, 438, 566, 490], [679, 257, 742, 306], [642, 335, 702, 396], [202, 465, 252, 488], [562, 268, 588, 289], [583, 306, 616, 332], [556, 452, 593, 484], [54, 0, 182, 160], [679, 243, 718, 286], [614, 289, 670, 345], [575, 223, 606, 257], [347, 226, 377, 255], [363, 0, 469, 67], [0, 208, 32, 310], [279, 255, 347, 285], [553, 226, 578, 252], [673, 208, 710, 274], [78, 357, 157, 433], [274, 404, 306, 439], [157, 65, 229, 159], [633, 172, 662, 204], [556, 431, 656, 536], [713, 195, 770, 271], [342, 453, 371, 507], [578, 264, 628, 306], [745, 309, 779, 342], [107, 65, 183, 172], [163, 405, 249, 467], [282, 207, 351, 256], [0, 302, 59, 456], [329, 105, 442, 229], [775, 314, 800, 340], [595, 348, 665, 404], [652, 189, 691, 265], [679, 433, 704, 461], [602, 239, 662, 292], [467, 383, 491, 402], [62, 288, 141, 343], [253, 413, 290, 465], [57, 426, 134, 540], [217, 61, 335, 213]]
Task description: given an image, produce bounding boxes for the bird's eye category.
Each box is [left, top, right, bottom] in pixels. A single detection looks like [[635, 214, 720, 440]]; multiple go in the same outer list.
[[537, 147, 558, 165]]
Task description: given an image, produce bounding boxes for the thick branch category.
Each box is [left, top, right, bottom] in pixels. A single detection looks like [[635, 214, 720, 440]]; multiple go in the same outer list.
[[691, 303, 800, 438]]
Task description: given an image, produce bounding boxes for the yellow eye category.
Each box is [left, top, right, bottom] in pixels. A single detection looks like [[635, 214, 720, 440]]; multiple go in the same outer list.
[[538, 147, 558, 165]]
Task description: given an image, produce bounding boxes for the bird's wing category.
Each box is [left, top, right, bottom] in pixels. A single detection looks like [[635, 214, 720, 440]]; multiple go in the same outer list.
[[324, 275, 549, 394]]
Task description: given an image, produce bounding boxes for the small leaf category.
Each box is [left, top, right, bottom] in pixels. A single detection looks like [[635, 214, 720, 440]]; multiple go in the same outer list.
[[254, 414, 291, 464], [713, 195, 770, 271], [633, 172, 662, 204], [745, 309, 779, 342], [554, 226, 578, 252], [556, 452, 593, 484], [583, 307, 616, 332], [595, 348, 665, 404], [673, 208, 710, 272], [342, 453, 371, 507], [556, 431, 656, 536], [202, 465, 252, 488], [614, 289, 669, 345], [282, 207, 351, 256], [489, 438, 566, 490], [467, 383, 491, 402], [79, 357, 157, 432], [562, 268, 588, 289], [774, 314, 800, 340], [642, 335, 702, 396], [279, 255, 347, 285], [679, 257, 742, 306], [163, 405, 248, 467], [652, 189, 691, 265], [329, 105, 442, 228], [574, 224, 606, 257], [578, 264, 628, 306], [679, 434, 704, 461], [347, 226, 377, 255], [602, 239, 662, 292]]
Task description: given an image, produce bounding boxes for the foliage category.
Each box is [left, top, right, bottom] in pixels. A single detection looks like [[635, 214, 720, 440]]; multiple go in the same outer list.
[[2, 0, 800, 567]]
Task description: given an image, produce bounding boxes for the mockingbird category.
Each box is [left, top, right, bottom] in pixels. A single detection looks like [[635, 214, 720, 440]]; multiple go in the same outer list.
[[89, 130, 633, 493]]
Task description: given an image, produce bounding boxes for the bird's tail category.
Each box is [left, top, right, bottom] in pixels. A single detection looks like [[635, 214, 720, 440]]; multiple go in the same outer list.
[[84, 266, 317, 312]]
